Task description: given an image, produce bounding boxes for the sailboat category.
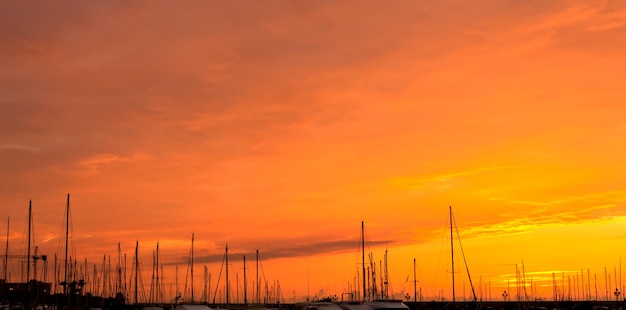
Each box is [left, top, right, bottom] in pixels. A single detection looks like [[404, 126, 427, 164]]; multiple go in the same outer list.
[[449, 206, 479, 309], [241, 250, 279, 310], [340, 222, 409, 310], [1, 201, 53, 309], [303, 301, 345, 310], [134, 241, 165, 310], [174, 233, 212, 310]]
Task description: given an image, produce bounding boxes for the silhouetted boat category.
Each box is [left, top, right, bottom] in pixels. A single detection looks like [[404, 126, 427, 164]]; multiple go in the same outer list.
[[363, 300, 408, 310], [337, 301, 371, 310], [449, 206, 479, 310], [356, 222, 409, 310], [305, 302, 344, 310], [1, 201, 53, 310], [174, 305, 212, 310]]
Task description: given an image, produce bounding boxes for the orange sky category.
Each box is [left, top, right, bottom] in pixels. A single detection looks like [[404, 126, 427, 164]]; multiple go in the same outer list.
[[1, 0, 626, 304]]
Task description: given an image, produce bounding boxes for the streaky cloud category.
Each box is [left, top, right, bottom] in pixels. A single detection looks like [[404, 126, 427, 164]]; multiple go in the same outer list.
[[0, 144, 39, 152], [166, 237, 392, 265], [77, 152, 150, 174], [388, 165, 515, 189]]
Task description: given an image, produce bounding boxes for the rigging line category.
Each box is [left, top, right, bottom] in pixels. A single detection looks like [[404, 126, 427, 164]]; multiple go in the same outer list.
[[69, 199, 77, 273], [431, 215, 448, 300], [451, 209, 479, 304], [184, 239, 192, 300], [259, 251, 269, 301], [211, 248, 226, 304], [415, 260, 428, 301]]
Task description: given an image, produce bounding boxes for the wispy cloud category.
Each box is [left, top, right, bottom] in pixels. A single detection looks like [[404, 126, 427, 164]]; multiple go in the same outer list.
[[77, 153, 149, 174], [585, 1, 626, 32], [387, 166, 515, 189], [166, 238, 392, 265], [527, 4, 601, 33], [0, 144, 39, 152], [458, 190, 626, 240]]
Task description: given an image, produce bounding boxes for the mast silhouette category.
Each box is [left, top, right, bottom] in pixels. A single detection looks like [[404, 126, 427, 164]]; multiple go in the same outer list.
[[27, 201, 32, 283], [191, 233, 195, 302], [64, 194, 70, 295], [226, 244, 229, 304], [117, 243, 122, 297], [25, 200, 35, 308], [156, 242, 160, 304], [450, 207, 478, 305], [384, 249, 389, 299], [3, 217, 8, 281], [243, 255, 247, 304], [450, 206, 455, 304], [362, 221, 366, 301], [256, 250, 259, 304], [134, 241, 139, 304], [413, 258, 417, 302]]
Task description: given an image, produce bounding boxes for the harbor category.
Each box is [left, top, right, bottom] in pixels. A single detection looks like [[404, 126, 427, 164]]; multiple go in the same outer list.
[[1, 199, 624, 310]]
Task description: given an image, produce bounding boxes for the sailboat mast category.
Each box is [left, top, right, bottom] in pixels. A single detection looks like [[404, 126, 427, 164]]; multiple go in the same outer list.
[[384, 250, 389, 299], [102, 254, 107, 298], [203, 266, 208, 303], [256, 249, 259, 304], [243, 255, 247, 305], [616, 256, 624, 302], [150, 251, 155, 303], [361, 221, 366, 301], [27, 200, 32, 283], [156, 242, 160, 304], [413, 258, 417, 302], [135, 241, 139, 304], [4, 217, 9, 281], [450, 206, 455, 303], [226, 244, 229, 305], [191, 233, 195, 303], [117, 243, 122, 296], [64, 194, 70, 295], [605, 267, 608, 300]]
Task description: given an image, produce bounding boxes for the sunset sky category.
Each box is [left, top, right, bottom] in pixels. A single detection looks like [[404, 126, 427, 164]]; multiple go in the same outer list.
[[2, 0, 626, 304]]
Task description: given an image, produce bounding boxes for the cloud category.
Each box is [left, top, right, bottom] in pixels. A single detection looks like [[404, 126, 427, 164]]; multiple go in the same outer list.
[[0, 144, 39, 152], [388, 166, 515, 189], [77, 153, 149, 174], [585, 19, 626, 32], [167, 237, 392, 266], [585, 1, 626, 32], [526, 3, 601, 33], [458, 191, 626, 240]]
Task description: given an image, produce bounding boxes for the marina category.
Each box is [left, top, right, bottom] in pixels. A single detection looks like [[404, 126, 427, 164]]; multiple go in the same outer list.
[[1, 197, 624, 310]]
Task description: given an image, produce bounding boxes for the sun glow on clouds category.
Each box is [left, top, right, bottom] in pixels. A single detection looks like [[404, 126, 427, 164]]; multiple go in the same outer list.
[[78, 153, 150, 174], [1, 0, 626, 302]]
